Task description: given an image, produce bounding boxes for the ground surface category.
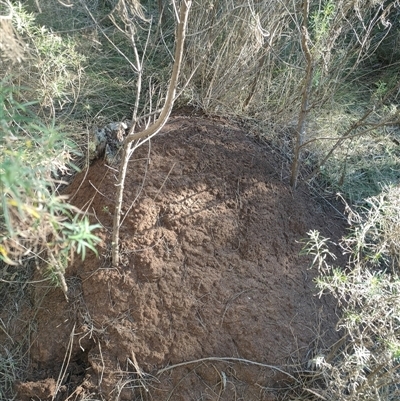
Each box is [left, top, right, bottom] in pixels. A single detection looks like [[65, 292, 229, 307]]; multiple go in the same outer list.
[[12, 114, 345, 400]]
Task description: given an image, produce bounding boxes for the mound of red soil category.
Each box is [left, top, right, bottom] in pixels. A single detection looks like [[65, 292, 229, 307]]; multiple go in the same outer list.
[[15, 115, 344, 400]]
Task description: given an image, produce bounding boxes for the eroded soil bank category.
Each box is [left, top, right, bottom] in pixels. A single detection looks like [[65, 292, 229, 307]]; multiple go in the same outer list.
[[13, 114, 345, 400]]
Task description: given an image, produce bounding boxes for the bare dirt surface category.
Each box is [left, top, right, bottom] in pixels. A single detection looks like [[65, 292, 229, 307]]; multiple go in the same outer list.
[[12, 114, 345, 400]]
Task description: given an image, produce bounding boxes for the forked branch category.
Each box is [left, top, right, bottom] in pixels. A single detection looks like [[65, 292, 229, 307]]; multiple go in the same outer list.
[[111, 0, 192, 267]]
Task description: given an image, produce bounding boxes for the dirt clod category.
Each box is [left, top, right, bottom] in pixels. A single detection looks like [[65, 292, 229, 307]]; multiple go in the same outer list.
[[15, 378, 57, 401]]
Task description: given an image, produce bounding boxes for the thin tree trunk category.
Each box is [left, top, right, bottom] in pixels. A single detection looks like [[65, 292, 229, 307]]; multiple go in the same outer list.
[[112, 0, 192, 267], [290, 0, 313, 188], [243, 51, 268, 110]]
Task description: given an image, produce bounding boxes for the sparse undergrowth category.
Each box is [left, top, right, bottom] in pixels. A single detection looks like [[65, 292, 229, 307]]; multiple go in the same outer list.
[[297, 186, 400, 400]]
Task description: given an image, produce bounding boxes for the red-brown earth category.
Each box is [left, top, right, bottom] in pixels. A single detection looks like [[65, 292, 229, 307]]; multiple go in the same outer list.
[[10, 114, 345, 400]]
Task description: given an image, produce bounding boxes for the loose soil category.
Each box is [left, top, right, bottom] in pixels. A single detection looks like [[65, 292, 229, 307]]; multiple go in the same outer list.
[[11, 114, 345, 400]]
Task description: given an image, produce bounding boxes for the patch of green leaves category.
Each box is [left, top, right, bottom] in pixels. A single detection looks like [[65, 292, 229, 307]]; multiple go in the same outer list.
[[0, 82, 100, 287], [302, 186, 400, 400], [63, 217, 101, 261]]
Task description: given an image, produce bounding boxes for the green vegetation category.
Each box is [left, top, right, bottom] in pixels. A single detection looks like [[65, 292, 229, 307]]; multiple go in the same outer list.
[[1, 0, 400, 399], [0, 83, 100, 292], [299, 185, 400, 400]]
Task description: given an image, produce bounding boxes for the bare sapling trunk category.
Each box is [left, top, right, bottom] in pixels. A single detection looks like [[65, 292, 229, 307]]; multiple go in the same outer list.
[[112, 0, 192, 267], [290, 0, 313, 189]]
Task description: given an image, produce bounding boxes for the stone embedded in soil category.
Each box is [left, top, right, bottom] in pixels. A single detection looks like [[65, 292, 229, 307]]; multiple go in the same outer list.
[[13, 114, 345, 401]]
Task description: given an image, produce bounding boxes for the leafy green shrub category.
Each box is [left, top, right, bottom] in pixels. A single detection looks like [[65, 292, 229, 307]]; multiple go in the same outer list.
[[0, 83, 100, 294], [299, 186, 400, 400], [4, 2, 86, 119]]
